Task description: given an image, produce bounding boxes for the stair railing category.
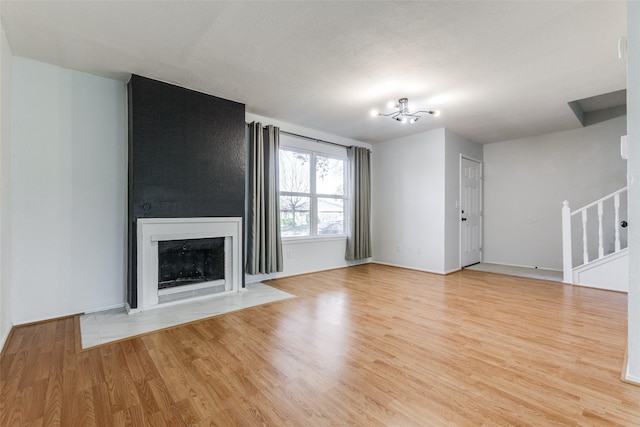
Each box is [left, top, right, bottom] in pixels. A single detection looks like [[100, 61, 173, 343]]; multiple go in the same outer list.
[[562, 187, 628, 283]]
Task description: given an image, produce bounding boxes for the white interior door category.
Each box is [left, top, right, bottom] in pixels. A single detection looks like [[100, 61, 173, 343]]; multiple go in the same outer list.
[[461, 157, 482, 267]]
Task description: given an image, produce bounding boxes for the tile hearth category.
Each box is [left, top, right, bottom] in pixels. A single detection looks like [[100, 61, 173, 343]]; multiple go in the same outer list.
[[80, 282, 294, 349]]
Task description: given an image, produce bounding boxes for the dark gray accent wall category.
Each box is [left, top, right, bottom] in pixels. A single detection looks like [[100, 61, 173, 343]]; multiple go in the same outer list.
[[127, 75, 245, 309]]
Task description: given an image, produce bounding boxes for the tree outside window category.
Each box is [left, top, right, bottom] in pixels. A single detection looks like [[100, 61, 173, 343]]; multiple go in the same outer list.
[[279, 148, 346, 238]]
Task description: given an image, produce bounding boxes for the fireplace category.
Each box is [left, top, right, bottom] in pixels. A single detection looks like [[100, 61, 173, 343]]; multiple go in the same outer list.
[[158, 238, 225, 290], [126, 75, 246, 310], [130, 217, 242, 313]]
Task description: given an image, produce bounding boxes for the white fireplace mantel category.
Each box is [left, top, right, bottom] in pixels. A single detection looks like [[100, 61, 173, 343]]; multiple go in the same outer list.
[[131, 217, 242, 313]]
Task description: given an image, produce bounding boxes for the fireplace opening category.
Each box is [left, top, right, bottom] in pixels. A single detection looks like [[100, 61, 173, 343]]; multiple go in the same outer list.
[[158, 237, 225, 290]]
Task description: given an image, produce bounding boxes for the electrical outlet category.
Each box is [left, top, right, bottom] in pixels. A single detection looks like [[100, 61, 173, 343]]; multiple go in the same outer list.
[[417, 247, 422, 254], [396, 245, 401, 252], [287, 250, 292, 258]]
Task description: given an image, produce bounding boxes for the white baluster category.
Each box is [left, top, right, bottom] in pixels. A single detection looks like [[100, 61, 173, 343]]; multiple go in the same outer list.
[[562, 188, 626, 272], [614, 193, 621, 252], [598, 202, 604, 259], [582, 210, 588, 264], [561, 201, 573, 283]]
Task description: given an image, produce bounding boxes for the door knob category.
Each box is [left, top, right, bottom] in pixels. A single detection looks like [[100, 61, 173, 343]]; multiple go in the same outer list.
[[461, 217, 467, 222], [621, 220, 628, 228]]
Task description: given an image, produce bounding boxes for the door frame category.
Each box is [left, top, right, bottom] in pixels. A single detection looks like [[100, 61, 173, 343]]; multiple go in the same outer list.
[[459, 155, 484, 268]]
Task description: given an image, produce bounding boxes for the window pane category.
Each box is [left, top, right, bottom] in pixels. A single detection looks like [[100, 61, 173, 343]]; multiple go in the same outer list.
[[316, 156, 344, 196], [317, 198, 344, 235], [280, 195, 310, 237], [280, 150, 310, 193]]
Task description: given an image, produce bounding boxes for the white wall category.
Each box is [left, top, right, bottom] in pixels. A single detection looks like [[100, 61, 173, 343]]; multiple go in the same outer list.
[[11, 58, 127, 324], [444, 130, 483, 272], [371, 128, 482, 274], [626, 0, 640, 383], [372, 129, 446, 273], [0, 21, 13, 348], [483, 116, 627, 270], [244, 113, 372, 283]]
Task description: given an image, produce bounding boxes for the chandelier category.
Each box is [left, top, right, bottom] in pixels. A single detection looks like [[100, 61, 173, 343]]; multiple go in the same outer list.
[[371, 98, 440, 124]]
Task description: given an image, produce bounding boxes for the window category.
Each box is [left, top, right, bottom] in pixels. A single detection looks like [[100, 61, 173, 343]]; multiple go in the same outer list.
[[279, 147, 347, 238]]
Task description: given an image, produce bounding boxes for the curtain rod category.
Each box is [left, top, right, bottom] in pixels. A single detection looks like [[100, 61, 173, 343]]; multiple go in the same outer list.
[[246, 122, 351, 149], [279, 130, 349, 149]]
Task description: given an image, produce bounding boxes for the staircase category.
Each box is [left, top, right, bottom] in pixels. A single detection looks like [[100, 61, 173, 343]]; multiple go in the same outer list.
[[562, 187, 628, 292]]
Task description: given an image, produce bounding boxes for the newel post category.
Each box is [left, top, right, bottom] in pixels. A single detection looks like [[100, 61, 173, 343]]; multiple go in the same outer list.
[[562, 200, 573, 284]]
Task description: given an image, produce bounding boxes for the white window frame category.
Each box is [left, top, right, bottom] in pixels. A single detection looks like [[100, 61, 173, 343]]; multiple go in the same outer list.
[[279, 142, 348, 241]]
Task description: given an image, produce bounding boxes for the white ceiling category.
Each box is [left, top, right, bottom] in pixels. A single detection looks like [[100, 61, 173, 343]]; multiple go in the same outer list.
[[0, 1, 627, 144]]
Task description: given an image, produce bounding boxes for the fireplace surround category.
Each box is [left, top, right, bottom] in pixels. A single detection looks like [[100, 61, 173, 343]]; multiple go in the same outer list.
[[130, 217, 242, 313], [127, 75, 246, 310]]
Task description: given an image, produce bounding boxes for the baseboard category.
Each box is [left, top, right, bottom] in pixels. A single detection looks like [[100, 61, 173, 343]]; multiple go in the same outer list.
[[250, 259, 372, 283], [14, 313, 80, 327], [11, 303, 127, 328], [0, 323, 15, 356], [263, 260, 372, 282], [83, 302, 126, 314], [245, 272, 273, 284], [371, 261, 446, 275], [480, 261, 562, 272], [572, 282, 628, 294]]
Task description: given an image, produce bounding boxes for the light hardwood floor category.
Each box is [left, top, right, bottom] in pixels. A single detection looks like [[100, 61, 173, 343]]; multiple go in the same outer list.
[[2, 264, 639, 426]]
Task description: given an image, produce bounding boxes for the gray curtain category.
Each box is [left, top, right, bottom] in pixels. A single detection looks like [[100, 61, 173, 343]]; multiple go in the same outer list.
[[346, 146, 372, 260], [247, 122, 283, 274]]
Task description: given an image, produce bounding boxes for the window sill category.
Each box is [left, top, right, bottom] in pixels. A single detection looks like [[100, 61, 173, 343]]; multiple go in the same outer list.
[[282, 235, 347, 245]]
